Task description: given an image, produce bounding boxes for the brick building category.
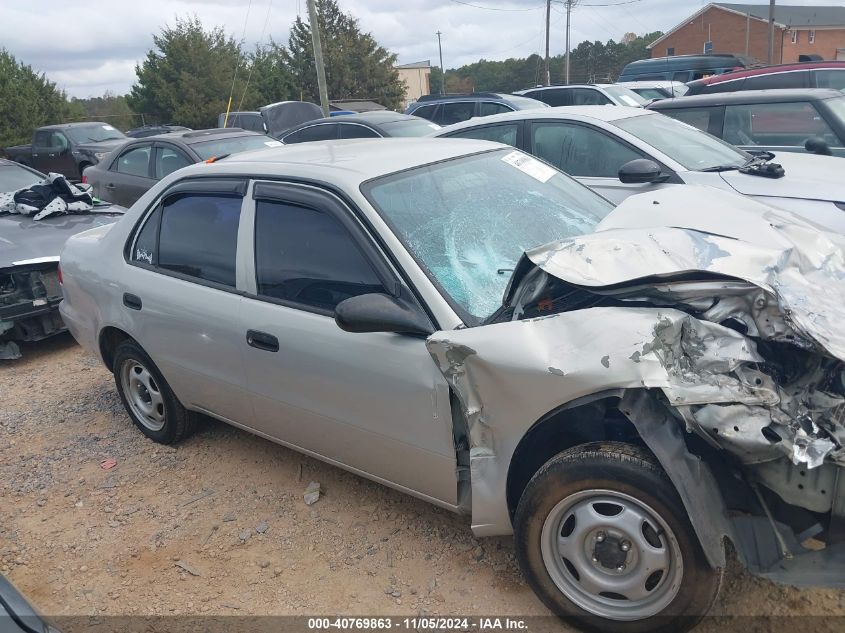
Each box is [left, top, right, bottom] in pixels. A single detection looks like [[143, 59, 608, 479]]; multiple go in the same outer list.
[[649, 3, 845, 63]]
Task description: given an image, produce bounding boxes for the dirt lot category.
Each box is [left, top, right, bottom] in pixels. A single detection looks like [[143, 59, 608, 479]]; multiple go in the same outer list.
[[2, 335, 845, 630]]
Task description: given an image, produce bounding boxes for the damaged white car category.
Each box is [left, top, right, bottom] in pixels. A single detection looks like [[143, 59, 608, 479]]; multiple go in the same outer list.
[[58, 139, 845, 632]]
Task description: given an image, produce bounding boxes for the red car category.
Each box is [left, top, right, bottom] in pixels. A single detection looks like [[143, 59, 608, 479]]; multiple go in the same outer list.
[[686, 61, 845, 95]]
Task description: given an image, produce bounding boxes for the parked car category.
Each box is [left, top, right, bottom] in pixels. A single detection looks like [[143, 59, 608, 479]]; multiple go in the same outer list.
[[218, 101, 325, 136], [686, 60, 845, 96], [59, 137, 845, 632], [0, 572, 62, 633], [83, 128, 283, 207], [4, 122, 128, 181], [618, 53, 754, 83], [516, 84, 647, 107], [279, 112, 440, 143], [648, 89, 845, 157], [615, 80, 688, 100], [1, 159, 123, 359], [434, 106, 845, 231], [125, 124, 191, 138], [405, 92, 547, 126]]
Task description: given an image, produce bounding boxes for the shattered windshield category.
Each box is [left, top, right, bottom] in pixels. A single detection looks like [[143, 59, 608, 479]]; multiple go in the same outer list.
[[364, 149, 613, 322], [65, 124, 127, 143]]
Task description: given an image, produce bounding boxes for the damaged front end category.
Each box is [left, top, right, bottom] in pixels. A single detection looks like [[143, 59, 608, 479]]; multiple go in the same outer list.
[[427, 205, 845, 587], [0, 261, 64, 359]]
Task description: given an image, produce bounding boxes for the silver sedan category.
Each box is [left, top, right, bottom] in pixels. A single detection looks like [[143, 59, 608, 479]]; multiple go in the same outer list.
[[59, 138, 845, 631]]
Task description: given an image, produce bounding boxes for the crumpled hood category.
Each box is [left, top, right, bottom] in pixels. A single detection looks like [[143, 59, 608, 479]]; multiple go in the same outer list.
[[718, 151, 845, 203], [520, 186, 845, 360], [0, 211, 121, 269]]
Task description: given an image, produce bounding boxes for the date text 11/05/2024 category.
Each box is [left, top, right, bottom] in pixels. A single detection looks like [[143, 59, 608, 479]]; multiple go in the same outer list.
[[307, 617, 529, 630]]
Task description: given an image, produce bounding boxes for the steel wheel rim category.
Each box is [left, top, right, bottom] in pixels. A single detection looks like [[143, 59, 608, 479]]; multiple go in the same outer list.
[[120, 359, 166, 432], [540, 489, 683, 621]]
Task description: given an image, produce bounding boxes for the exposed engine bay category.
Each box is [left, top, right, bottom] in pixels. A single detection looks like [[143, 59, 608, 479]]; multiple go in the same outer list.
[[0, 263, 64, 359]]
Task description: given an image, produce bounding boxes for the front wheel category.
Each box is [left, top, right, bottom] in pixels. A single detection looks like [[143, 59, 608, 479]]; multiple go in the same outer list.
[[514, 442, 721, 633]]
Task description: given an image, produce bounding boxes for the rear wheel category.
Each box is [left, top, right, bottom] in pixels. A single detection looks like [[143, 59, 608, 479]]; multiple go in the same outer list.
[[113, 340, 195, 444], [514, 442, 721, 633]]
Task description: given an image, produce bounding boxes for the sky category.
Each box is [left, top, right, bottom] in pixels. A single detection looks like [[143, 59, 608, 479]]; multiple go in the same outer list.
[[2, 0, 844, 98]]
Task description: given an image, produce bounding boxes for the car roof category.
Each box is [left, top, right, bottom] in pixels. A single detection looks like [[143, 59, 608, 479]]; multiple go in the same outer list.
[[205, 138, 504, 184], [37, 122, 114, 131], [649, 88, 844, 109], [140, 128, 264, 144], [694, 60, 845, 85], [435, 105, 652, 132], [333, 111, 420, 124], [519, 84, 615, 91]]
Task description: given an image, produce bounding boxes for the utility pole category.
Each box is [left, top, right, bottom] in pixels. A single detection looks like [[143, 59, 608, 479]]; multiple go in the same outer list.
[[307, 0, 330, 117], [544, 0, 551, 86], [436, 31, 445, 94], [767, 0, 776, 64], [565, 0, 573, 85]]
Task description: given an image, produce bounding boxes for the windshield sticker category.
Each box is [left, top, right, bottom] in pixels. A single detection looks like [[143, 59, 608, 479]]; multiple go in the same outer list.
[[102, 125, 116, 131], [264, 140, 283, 147], [501, 151, 556, 183], [135, 248, 153, 265]]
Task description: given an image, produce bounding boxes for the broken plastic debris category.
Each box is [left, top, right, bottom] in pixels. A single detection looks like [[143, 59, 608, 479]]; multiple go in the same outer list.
[[791, 435, 836, 469], [99, 458, 117, 470], [303, 481, 322, 505], [174, 560, 202, 577]]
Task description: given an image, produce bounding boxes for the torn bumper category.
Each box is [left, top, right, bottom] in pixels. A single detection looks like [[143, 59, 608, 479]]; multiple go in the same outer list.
[[1, 263, 65, 359]]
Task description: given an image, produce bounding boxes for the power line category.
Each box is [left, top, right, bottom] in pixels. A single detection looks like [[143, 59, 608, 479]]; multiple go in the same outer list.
[[236, 0, 274, 114], [448, 0, 545, 11], [223, 0, 254, 127]]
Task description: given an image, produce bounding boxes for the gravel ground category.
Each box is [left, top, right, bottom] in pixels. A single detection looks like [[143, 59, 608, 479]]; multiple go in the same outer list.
[[2, 335, 845, 631]]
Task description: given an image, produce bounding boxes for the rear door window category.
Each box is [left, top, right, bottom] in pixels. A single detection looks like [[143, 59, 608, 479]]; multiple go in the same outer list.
[[338, 124, 381, 139], [815, 69, 845, 92], [115, 145, 152, 177], [542, 89, 571, 107], [254, 199, 386, 312], [154, 193, 242, 286], [436, 102, 475, 125], [410, 104, 437, 121], [744, 70, 808, 90], [723, 101, 838, 147], [283, 124, 339, 144]]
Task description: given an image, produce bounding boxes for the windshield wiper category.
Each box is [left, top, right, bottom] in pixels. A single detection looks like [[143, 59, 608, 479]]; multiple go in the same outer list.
[[699, 164, 741, 172], [739, 153, 785, 179]]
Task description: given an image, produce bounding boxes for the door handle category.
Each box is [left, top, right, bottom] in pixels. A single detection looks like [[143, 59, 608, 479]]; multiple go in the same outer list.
[[246, 329, 279, 352], [105, 183, 117, 189], [123, 293, 142, 310]]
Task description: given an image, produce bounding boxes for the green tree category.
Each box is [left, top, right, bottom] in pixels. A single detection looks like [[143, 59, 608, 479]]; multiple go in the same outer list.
[[285, 0, 405, 110], [0, 49, 80, 147], [71, 92, 139, 131], [128, 16, 250, 128], [244, 42, 296, 108]]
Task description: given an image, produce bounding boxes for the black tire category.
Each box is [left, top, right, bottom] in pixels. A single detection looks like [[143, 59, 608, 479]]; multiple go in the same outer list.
[[112, 339, 196, 444], [514, 442, 721, 633]]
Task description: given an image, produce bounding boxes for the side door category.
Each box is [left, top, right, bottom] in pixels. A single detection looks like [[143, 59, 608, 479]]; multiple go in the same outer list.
[[30, 130, 53, 172], [527, 120, 665, 203], [436, 101, 476, 126], [239, 181, 458, 505], [541, 88, 573, 107], [124, 180, 254, 426], [49, 131, 76, 177], [106, 144, 155, 206]]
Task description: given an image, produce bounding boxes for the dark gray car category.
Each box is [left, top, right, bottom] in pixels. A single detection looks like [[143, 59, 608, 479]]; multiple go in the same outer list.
[[279, 112, 441, 143], [83, 128, 282, 207]]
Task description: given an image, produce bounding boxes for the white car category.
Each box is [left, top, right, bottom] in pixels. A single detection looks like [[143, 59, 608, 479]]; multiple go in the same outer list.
[[435, 106, 845, 232], [615, 80, 689, 100], [515, 84, 647, 108]]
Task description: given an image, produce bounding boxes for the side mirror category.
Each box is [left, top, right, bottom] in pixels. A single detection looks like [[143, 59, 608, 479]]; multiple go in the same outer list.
[[805, 137, 832, 156], [618, 159, 668, 184], [335, 293, 434, 336]]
